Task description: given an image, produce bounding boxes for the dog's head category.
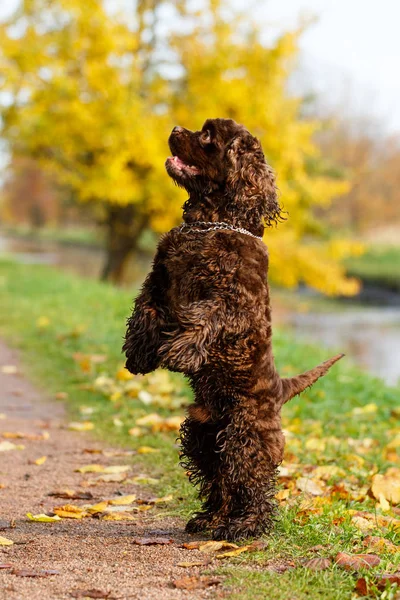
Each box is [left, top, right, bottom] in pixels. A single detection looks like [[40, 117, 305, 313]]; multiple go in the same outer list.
[[165, 118, 282, 226]]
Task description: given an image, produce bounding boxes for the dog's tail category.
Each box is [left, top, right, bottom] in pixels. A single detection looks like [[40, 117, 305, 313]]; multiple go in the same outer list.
[[280, 353, 344, 404]]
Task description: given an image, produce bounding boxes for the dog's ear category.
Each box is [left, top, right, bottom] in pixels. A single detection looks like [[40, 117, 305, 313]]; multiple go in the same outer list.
[[226, 132, 281, 227]]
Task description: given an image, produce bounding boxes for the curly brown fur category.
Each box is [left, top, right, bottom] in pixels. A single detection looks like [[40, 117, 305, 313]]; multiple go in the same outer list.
[[123, 118, 343, 540]]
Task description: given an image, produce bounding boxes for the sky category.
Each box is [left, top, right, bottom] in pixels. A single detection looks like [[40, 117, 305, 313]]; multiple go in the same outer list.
[[1, 0, 399, 133]]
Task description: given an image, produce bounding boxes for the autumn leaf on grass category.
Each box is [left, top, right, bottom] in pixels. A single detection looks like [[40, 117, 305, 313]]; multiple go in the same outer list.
[[370, 469, 400, 505], [351, 403, 378, 416], [27, 513, 61, 523], [303, 558, 331, 571], [312, 466, 346, 481], [296, 477, 325, 497], [126, 476, 159, 485], [335, 552, 380, 571], [36, 316, 50, 329], [53, 505, 89, 519], [0, 537, 13, 546], [0, 441, 25, 452], [68, 422, 94, 432], [355, 573, 400, 596], [115, 368, 133, 382], [216, 546, 251, 559], [137, 446, 159, 454], [363, 536, 399, 554]]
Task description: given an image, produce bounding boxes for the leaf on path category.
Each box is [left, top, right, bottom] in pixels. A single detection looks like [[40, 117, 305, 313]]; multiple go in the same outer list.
[[0, 536, 13, 546], [53, 505, 89, 519], [0, 564, 13, 569], [103, 450, 136, 458], [146, 494, 173, 504], [3, 431, 49, 441], [335, 552, 380, 571], [12, 569, 59, 577], [0, 441, 25, 452], [102, 466, 131, 474], [87, 473, 128, 484], [355, 573, 400, 596], [48, 489, 94, 500], [137, 446, 159, 454], [86, 502, 110, 514], [26, 513, 61, 523], [177, 561, 210, 568], [370, 469, 400, 505], [132, 537, 174, 545], [303, 557, 331, 571], [173, 576, 221, 590], [33, 456, 47, 466], [1, 365, 18, 374], [75, 465, 105, 473], [100, 512, 136, 521], [362, 536, 399, 554], [68, 422, 94, 432], [197, 541, 238, 554], [108, 495, 136, 505], [71, 589, 115, 599]]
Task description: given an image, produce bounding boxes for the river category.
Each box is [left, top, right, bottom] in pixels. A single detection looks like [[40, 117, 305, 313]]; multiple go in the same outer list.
[[1, 231, 399, 387]]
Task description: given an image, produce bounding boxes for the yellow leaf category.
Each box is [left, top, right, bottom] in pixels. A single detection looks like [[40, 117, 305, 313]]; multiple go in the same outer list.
[[101, 512, 136, 521], [371, 471, 400, 505], [53, 505, 89, 519], [363, 536, 399, 554], [199, 541, 238, 554], [34, 456, 47, 466], [86, 502, 109, 514], [116, 368, 133, 381], [128, 427, 143, 437], [313, 465, 346, 480], [137, 446, 159, 454], [1, 365, 17, 374], [0, 441, 25, 452], [275, 489, 290, 501], [352, 403, 378, 415], [108, 495, 136, 505], [127, 476, 159, 485], [0, 536, 14, 546], [26, 512, 61, 523], [305, 438, 326, 452], [36, 316, 50, 328], [296, 477, 325, 496], [75, 464, 105, 473], [102, 465, 131, 474], [135, 413, 163, 427], [68, 421, 94, 432], [216, 546, 250, 558], [88, 472, 128, 484]]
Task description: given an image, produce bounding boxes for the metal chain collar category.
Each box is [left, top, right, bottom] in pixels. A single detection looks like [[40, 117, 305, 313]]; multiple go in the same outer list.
[[179, 221, 263, 240]]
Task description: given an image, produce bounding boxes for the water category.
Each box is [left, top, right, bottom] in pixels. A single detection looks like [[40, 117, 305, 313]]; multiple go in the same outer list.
[[1, 231, 400, 386], [287, 308, 400, 387]]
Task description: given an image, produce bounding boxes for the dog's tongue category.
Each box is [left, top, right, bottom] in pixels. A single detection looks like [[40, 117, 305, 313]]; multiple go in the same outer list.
[[172, 156, 187, 169]]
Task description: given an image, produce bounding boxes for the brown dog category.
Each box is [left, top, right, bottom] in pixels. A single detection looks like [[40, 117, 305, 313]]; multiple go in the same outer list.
[[123, 118, 343, 540]]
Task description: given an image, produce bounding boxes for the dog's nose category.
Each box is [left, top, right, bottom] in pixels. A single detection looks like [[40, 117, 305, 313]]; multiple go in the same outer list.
[[172, 125, 184, 134]]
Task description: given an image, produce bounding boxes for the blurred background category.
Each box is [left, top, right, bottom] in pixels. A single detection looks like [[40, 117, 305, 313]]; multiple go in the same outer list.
[[0, 0, 399, 385]]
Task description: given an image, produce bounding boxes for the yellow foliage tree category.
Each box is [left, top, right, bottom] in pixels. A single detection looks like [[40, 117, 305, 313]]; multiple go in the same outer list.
[[0, 0, 359, 292]]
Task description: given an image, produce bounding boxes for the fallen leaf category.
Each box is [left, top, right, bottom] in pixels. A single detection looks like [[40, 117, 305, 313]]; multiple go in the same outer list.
[[48, 490, 94, 500], [177, 561, 210, 568], [36, 316, 50, 328], [312, 465, 346, 480], [296, 477, 325, 496], [355, 573, 400, 595], [75, 465, 105, 474], [362, 536, 399, 554], [0, 564, 13, 569], [53, 505, 89, 519], [199, 541, 238, 554], [101, 512, 136, 521], [108, 495, 136, 505], [173, 576, 221, 590], [0, 536, 13, 546], [303, 557, 331, 571], [86, 502, 109, 514], [68, 421, 94, 432], [147, 494, 173, 504], [33, 456, 47, 466], [128, 427, 143, 437], [88, 473, 128, 484], [216, 546, 250, 558], [102, 465, 131, 474], [126, 476, 159, 485], [0, 441, 25, 452], [132, 537, 174, 545], [1, 365, 18, 374], [137, 446, 159, 454], [12, 569, 59, 577], [370, 470, 400, 505], [26, 513, 61, 523], [352, 403, 378, 415], [3, 431, 49, 441], [335, 552, 380, 571], [103, 450, 135, 458]]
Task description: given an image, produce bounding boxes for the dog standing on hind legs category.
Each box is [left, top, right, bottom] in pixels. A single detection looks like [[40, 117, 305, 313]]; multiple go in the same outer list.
[[123, 118, 343, 541]]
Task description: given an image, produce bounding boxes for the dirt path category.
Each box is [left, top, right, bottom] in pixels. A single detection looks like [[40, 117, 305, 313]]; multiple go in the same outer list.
[[0, 341, 221, 600]]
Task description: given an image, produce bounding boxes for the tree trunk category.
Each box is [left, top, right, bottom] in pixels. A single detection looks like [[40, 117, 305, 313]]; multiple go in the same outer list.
[[101, 204, 148, 284]]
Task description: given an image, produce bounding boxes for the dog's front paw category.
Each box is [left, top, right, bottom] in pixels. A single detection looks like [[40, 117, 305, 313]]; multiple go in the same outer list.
[[185, 513, 211, 534]]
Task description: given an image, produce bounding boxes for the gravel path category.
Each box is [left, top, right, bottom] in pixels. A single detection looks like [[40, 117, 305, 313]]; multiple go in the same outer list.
[[0, 341, 221, 600]]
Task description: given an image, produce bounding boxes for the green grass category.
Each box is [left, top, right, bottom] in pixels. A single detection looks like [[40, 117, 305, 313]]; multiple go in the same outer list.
[[1, 224, 103, 248], [0, 258, 399, 600], [345, 246, 400, 291]]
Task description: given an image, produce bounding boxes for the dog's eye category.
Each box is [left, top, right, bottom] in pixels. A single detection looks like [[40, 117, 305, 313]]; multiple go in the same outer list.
[[201, 129, 212, 145]]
